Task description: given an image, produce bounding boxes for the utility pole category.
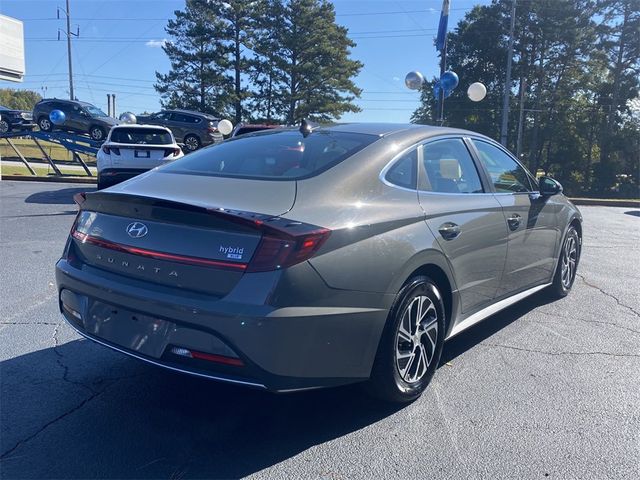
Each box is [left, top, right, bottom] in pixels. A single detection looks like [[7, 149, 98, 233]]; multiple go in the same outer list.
[[500, 0, 516, 146], [516, 77, 526, 158], [58, 0, 78, 100]]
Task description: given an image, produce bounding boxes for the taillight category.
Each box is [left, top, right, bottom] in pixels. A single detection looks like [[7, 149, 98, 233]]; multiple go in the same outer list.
[[247, 228, 330, 272], [102, 146, 119, 155], [73, 192, 86, 207], [164, 147, 181, 157], [206, 207, 331, 272]]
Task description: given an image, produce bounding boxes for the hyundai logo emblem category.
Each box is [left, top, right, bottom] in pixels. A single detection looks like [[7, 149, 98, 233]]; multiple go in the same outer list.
[[126, 222, 148, 238]]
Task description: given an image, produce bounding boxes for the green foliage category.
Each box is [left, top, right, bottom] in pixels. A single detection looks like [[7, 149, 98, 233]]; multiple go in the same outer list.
[[154, 0, 231, 116], [156, 0, 362, 124], [412, 0, 640, 198], [0, 89, 42, 111]]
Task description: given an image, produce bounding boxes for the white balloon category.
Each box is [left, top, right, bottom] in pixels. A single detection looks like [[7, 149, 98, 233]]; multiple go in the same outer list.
[[467, 82, 487, 102], [119, 112, 137, 124], [217, 119, 233, 135], [405, 71, 425, 90]]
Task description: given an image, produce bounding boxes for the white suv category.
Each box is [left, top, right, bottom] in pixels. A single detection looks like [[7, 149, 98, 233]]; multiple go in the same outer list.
[[96, 124, 184, 189]]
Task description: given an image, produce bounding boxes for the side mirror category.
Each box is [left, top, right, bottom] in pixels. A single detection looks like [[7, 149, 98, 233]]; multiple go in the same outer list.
[[539, 176, 563, 196]]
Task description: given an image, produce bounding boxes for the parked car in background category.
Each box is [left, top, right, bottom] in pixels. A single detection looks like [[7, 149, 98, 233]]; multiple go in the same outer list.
[[230, 123, 281, 137], [136, 109, 224, 152], [33, 99, 118, 141], [0, 105, 35, 133], [96, 124, 183, 190], [56, 123, 582, 403]]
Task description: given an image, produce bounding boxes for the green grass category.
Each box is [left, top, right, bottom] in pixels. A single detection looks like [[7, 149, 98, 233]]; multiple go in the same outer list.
[[1, 164, 92, 177], [0, 138, 95, 165]]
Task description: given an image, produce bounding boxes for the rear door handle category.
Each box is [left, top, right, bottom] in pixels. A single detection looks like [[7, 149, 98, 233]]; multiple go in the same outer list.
[[507, 213, 522, 230], [438, 222, 461, 240]]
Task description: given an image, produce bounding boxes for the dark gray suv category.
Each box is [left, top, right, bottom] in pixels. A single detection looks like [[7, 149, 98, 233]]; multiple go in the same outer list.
[[136, 109, 224, 152], [33, 99, 118, 141]]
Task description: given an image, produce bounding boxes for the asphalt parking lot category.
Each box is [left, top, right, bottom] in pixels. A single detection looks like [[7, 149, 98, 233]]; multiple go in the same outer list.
[[1, 180, 638, 479]]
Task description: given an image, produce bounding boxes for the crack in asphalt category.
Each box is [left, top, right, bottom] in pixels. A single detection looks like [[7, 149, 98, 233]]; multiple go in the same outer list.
[[52, 324, 100, 395], [577, 274, 640, 318], [531, 312, 640, 335], [0, 389, 106, 461], [482, 343, 640, 358], [0, 321, 60, 326]]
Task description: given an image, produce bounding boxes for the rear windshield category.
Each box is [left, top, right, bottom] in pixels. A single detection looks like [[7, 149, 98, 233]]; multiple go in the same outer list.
[[110, 128, 173, 145], [235, 126, 274, 136], [162, 129, 378, 179]]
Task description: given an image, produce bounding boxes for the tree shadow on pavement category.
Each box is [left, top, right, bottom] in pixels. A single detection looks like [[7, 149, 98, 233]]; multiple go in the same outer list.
[[1, 292, 554, 479], [24, 186, 96, 205]]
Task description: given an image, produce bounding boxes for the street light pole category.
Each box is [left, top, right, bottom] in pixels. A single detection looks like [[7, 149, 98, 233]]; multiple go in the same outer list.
[[437, 40, 447, 125], [500, 0, 516, 146]]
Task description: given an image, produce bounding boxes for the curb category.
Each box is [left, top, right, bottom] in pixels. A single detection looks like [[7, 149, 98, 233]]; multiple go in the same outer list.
[[569, 198, 639, 208], [1, 174, 96, 184]]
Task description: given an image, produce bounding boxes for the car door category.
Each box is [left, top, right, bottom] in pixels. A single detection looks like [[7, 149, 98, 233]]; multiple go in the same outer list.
[[417, 137, 508, 314], [167, 113, 190, 142], [66, 104, 86, 132], [470, 139, 559, 296]]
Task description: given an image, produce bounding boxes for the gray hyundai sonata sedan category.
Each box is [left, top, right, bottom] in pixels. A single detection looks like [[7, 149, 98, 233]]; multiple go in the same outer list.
[[56, 123, 582, 402]]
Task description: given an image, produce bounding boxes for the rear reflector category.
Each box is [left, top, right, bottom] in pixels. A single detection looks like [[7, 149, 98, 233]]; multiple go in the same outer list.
[[170, 346, 244, 366]]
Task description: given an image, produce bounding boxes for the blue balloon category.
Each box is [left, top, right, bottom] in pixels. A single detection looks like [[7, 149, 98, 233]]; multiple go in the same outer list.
[[440, 70, 459, 91], [49, 109, 66, 125]]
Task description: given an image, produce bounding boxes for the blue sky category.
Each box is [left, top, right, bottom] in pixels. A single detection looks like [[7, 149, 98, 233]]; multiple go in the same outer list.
[[1, 0, 491, 122]]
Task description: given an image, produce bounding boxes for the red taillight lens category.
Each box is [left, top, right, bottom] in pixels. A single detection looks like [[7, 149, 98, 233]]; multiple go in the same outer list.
[[73, 192, 86, 207], [246, 228, 330, 272]]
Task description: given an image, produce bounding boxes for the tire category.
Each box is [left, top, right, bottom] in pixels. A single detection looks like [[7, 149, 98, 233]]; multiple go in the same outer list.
[[368, 276, 446, 403], [38, 116, 53, 132], [89, 126, 106, 141], [0, 119, 10, 134], [183, 134, 201, 152], [547, 225, 580, 299]]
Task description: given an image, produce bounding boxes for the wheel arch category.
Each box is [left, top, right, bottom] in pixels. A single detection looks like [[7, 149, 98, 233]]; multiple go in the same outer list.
[[389, 250, 460, 335]]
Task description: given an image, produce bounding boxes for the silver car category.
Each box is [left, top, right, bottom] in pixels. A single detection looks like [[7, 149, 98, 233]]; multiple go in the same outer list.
[[56, 123, 582, 402]]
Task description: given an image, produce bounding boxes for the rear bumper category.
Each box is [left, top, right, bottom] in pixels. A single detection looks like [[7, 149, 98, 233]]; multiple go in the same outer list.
[[98, 168, 149, 187], [55, 259, 391, 391]]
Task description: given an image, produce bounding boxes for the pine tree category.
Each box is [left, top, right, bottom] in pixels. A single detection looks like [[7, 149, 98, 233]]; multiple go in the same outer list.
[[154, 0, 231, 116], [257, 0, 363, 123]]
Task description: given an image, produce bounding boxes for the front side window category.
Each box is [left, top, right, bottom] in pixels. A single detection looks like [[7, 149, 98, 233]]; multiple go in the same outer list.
[[110, 128, 173, 145], [385, 148, 417, 189], [163, 129, 378, 179], [84, 105, 107, 117], [473, 140, 532, 193], [420, 138, 483, 194]]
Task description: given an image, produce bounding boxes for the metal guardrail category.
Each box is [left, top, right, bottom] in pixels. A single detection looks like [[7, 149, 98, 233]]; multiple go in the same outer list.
[[0, 129, 100, 177]]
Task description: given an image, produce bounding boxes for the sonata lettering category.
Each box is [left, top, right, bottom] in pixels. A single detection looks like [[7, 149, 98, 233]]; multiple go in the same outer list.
[[95, 254, 178, 278]]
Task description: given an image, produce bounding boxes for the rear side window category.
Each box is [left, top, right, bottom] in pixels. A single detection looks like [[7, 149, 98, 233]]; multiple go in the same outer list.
[[171, 113, 200, 124], [420, 139, 483, 193], [385, 149, 417, 189], [110, 128, 173, 145], [472, 140, 532, 193], [163, 130, 378, 179]]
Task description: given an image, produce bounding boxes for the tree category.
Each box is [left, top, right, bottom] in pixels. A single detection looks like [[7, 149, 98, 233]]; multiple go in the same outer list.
[[254, 0, 363, 123], [411, 0, 639, 198], [155, 0, 231, 116], [215, 1, 259, 124], [0, 89, 42, 110]]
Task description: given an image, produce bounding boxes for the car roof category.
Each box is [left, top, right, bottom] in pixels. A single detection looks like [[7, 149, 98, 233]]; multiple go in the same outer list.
[[111, 124, 171, 131], [165, 109, 216, 118], [317, 122, 476, 138]]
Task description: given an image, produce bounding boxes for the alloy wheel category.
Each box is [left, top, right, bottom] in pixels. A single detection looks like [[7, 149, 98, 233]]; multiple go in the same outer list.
[[561, 235, 578, 288], [0, 120, 9, 133], [185, 136, 199, 151], [395, 295, 438, 384], [91, 127, 104, 141], [39, 118, 51, 131]]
